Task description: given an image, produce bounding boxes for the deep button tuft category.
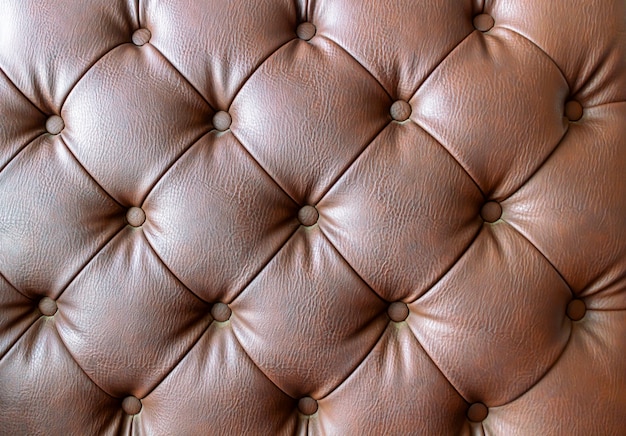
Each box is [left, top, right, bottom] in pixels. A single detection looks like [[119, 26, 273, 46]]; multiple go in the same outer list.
[[132, 28, 151, 46], [473, 14, 495, 32], [467, 402, 489, 422], [481, 201, 502, 223], [122, 396, 142, 415], [298, 396, 318, 415], [213, 111, 232, 132], [38, 297, 57, 316], [298, 205, 319, 227], [211, 302, 232, 322], [390, 100, 412, 122], [126, 207, 146, 227], [565, 100, 583, 122], [567, 299, 586, 321], [387, 301, 409, 322], [46, 115, 64, 135], [296, 22, 316, 41]]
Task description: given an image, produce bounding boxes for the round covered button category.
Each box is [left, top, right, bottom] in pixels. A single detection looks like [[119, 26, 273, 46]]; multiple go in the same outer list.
[[467, 402, 488, 422], [211, 302, 232, 322], [296, 22, 316, 41], [567, 299, 586, 321], [298, 396, 318, 415], [387, 302, 409, 322], [132, 28, 151, 46], [481, 201, 502, 223], [213, 111, 232, 132], [390, 100, 412, 122], [46, 115, 64, 135], [473, 14, 494, 32], [122, 396, 142, 415], [38, 297, 57, 316], [565, 100, 583, 121], [298, 205, 319, 227], [126, 207, 146, 227]]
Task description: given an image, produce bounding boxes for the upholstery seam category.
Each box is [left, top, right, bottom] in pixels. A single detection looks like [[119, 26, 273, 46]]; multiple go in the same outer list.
[[410, 118, 485, 197], [0, 266, 31, 300], [0, 132, 46, 175], [497, 26, 569, 90], [0, 317, 39, 363], [148, 44, 216, 112], [141, 129, 212, 205], [503, 221, 575, 296], [59, 136, 126, 209], [315, 121, 390, 205], [319, 35, 393, 100], [0, 65, 46, 114]]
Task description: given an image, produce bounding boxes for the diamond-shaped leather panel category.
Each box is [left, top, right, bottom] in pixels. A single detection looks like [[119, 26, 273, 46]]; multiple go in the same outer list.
[[1, 1, 625, 434]]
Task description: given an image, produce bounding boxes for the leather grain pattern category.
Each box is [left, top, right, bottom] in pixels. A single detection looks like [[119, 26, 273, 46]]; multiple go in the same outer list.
[[1, 1, 625, 434]]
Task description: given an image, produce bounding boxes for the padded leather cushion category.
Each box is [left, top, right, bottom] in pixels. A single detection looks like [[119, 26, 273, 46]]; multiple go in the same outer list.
[[1, 1, 625, 434]]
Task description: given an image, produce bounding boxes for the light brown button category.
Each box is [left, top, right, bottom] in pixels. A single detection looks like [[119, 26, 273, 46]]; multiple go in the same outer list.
[[481, 201, 502, 223], [132, 28, 151, 46], [38, 297, 57, 316], [298, 396, 318, 415], [390, 100, 412, 122], [213, 111, 232, 132], [473, 14, 494, 32], [388, 302, 409, 322], [211, 302, 232, 322], [298, 205, 319, 227], [122, 396, 142, 415], [296, 22, 316, 41], [46, 115, 64, 135], [565, 100, 583, 122], [467, 402, 488, 422], [567, 299, 586, 321], [126, 207, 146, 227]]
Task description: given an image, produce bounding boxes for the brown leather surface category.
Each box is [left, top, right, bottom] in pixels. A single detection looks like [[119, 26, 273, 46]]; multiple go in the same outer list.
[[1, 1, 625, 434]]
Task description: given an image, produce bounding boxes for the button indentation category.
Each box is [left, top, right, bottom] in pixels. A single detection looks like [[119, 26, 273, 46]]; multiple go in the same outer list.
[[296, 22, 316, 41], [467, 402, 488, 422], [211, 302, 232, 322], [213, 111, 232, 132], [298, 396, 318, 415], [122, 396, 142, 415], [481, 201, 502, 223], [388, 302, 409, 322], [126, 207, 146, 227], [38, 297, 57, 316], [132, 28, 151, 46], [298, 205, 319, 227], [473, 14, 494, 32], [567, 299, 586, 321], [390, 100, 412, 122], [565, 100, 583, 122], [46, 115, 64, 135]]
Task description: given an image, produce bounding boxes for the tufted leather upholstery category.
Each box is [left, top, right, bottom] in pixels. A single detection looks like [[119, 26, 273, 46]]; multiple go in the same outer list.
[[1, 1, 625, 434]]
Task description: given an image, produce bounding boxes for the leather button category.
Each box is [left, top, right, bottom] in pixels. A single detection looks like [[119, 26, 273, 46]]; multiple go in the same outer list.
[[132, 28, 151, 46], [481, 201, 502, 223], [126, 207, 146, 227], [211, 302, 231, 322], [213, 111, 232, 132], [46, 115, 64, 135], [567, 299, 586, 321], [473, 14, 494, 32], [387, 302, 409, 322], [467, 402, 488, 422], [390, 100, 412, 122], [38, 297, 57, 316], [296, 22, 316, 41], [298, 396, 318, 415], [298, 205, 319, 227], [122, 396, 142, 415], [565, 100, 583, 122]]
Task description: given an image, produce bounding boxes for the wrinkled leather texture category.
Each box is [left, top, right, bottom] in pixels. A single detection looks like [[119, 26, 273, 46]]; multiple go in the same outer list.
[[1, 1, 626, 435]]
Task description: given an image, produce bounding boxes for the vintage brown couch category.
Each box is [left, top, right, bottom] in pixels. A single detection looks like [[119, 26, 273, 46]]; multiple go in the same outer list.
[[1, 0, 625, 434]]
